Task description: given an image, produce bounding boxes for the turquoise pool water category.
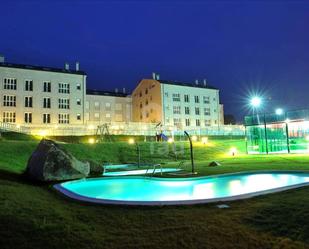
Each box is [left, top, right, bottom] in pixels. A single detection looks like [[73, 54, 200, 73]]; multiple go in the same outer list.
[[54, 171, 309, 205]]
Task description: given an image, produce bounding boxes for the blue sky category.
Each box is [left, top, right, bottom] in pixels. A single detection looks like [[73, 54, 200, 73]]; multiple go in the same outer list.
[[1, 0, 309, 120]]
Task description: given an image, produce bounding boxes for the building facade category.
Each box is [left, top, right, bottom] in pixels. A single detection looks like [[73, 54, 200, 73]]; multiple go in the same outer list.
[[0, 60, 86, 126], [132, 78, 223, 129], [85, 89, 132, 124], [0, 56, 225, 136]]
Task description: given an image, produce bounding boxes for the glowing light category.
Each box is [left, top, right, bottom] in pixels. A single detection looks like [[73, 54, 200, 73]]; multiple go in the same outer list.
[[128, 138, 135, 144], [275, 108, 283, 115], [192, 135, 198, 142], [88, 138, 95, 144], [250, 96, 262, 108], [38, 130, 48, 137], [201, 137, 208, 144], [167, 138, 174, 143], [229, 147, 237, 156], [285, 118, 290, 123], [16, 124, 21, 129], [87, 125, 95, 130]]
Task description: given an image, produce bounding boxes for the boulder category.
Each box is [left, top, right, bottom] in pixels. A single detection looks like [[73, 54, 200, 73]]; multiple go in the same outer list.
[[87, 160, 104, 176], [25, 139, 90, 181], [208, 161, 221, 167]]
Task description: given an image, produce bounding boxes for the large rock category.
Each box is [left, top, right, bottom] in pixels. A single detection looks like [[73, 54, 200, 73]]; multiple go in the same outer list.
[[87, 160, 104, 176], [25, 139, 90, 181]]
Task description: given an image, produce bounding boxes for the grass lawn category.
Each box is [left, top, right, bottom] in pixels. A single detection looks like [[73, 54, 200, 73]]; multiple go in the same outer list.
[[1, 134, 309, 248]]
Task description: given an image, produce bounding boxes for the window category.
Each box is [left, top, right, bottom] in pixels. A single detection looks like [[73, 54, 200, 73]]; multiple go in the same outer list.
[[172, 93, 180, 102], [43, 97, 51, 108], [145, 88, 148, 94], [94, 113, 100, 119], [24, 112, 32, 123], [25, 80, 33, 91], [140, 103, 143, 108], [173, 106, 181, 114], [58, 83, 70, 94], [3, 112, 16, 123], [77, 99, 81, 105], [146, 112, 149, 118], [94, 102, 100, 109], [58, 98, 70, 109], [4, 78, 17, 90], [213, 97, 216, 101], [3, 95, 16, 107], [43, 114, 51, 124], [145, 99, 148, 106], [203, 96, 210, 104], [140, 114, 143, 119], [173, 118, 181, 127], [25, 96, 33, 108], [43, 82, 51, 92], [58, 114, 70, 124], [194, 95, 199, 103], [204, 119, 211, 126], [164, 92, 168, 97], [77, 83, 81, 90], [139, 92, 142, 97], [204, 108, 210, 115], [105, 102, 111, 109], [115, 103, 122, 110], [185, 106, 190, 115], [106, 113, 111, 118], [184, 94, 190, 102], [196, 119, 201, 126], [185, 118, 190, 126], [77, 114, 81, 120], [195, 107, 200, 115]]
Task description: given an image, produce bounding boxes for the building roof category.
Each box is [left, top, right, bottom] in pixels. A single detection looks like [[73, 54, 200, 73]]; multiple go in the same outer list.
[[157, 80, 218, 90], [0, 62, 86, 75], [86, 89, 130, 97]]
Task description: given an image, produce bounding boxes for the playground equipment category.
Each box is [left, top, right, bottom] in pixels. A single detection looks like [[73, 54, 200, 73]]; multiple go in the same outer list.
[[96, 123, 113, 142]]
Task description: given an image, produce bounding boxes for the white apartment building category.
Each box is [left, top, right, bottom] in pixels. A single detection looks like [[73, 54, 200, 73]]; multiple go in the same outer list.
[[85, 89, 132, 124], [132, 77, 223, 129], [0, 57, 86, 126]]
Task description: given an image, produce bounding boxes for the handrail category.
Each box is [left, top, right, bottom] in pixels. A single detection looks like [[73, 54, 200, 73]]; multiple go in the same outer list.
[[145, 163, 162, 176]]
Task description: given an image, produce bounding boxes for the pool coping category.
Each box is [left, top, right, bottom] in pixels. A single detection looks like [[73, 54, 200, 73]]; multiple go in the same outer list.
[[53, 170, 309, 206]]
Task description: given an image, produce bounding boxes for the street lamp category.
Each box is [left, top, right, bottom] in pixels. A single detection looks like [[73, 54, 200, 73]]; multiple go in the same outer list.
[[250, 96, 262, 108], [275, 108, 283, 115], [249, 96, 268, 154]]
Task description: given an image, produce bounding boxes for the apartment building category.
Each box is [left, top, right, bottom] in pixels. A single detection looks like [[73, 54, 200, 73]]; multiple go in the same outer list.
[[0, 57, 86, 126], [132, 77, 223, 129], [85, 89, 132, 124]]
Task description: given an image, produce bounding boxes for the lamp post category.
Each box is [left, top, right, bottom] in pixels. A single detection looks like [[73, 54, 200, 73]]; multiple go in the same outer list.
[[250, 96, 268, 154]]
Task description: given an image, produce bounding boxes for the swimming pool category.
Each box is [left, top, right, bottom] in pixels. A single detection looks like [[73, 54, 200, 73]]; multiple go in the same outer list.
[[54, 171, 309, 205], [103, 168, 181, 176]]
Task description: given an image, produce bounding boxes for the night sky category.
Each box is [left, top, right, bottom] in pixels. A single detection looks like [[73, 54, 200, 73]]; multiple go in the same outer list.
[[1, 0, 309, 121]]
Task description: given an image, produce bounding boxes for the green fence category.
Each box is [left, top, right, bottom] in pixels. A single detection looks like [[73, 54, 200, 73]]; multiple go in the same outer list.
[[244, 109, 309, 154]]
